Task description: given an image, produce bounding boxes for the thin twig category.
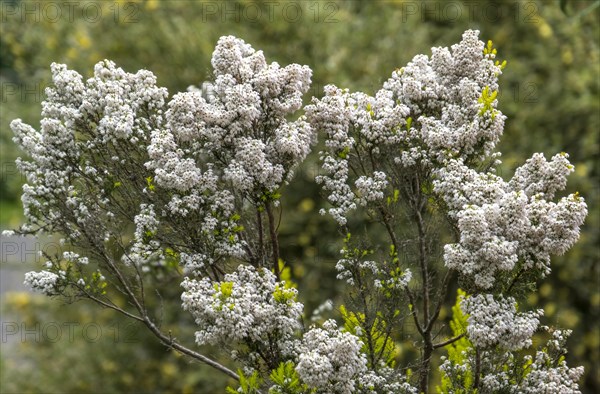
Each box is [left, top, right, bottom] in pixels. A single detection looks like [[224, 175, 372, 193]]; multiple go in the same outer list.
[[433, 333, 465, 349]]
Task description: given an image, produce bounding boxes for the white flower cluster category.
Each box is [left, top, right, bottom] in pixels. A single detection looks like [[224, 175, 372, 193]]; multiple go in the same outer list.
[[519, 354, 584, 393], [518, 329, 584, 393], [296, 319, 367, 394], [122, 204, 164, 271], [307, 84, 408, 225], [308, 30, 505, 225], [62, 251, 89, 265], [337, 256, 412, 292], [336, 257, 379, 286], [179, 252, 213, 276], [143, 35, 314, 271], [180, 265, 302, 348], [10, 59, 169, 277], [435, 156, 587, 289], [355, 172, 388, 206], [509, 152, 574, 199], [383, 30, 506, 163], [455, 328, 584, 393], [24, 270, 63, 295], [379, 268, 413, 291], [461, 294, 542, 351], [147, 35, 314, 200], [146, 121, 243, 267], [356, 365, 418, 394]]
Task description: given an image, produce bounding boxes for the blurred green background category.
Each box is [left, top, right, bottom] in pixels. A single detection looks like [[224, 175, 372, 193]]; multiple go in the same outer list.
[[1, 0, 598, 392]]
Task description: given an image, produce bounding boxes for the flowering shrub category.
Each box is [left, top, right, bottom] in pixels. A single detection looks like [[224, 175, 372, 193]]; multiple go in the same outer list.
[[5, 30, 587, 393]]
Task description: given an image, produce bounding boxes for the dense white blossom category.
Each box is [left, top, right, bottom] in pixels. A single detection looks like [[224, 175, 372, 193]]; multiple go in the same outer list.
[[142, 35, 315, 272], [442, 326, 584, 393], [355, 171, 388, 206], [121, 204, 164, 270], [24, 270, 63, 295], [147, 35, 314, 200], [518, 329, 584, 393], [309, 30, 506, 225], [296, 319, 367, 393], [436, 158, 587, 289], [10, 59, 174, 294], [461, 294, 542, 351], [509, 152, 574, 199], [181, 265, 302, 348], [356, 366, 417, 394]]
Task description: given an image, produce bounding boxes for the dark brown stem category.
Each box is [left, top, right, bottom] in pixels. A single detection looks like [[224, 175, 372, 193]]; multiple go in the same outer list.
[[415, 209, 433, 394], [474, 347, 481, 390], [427, 269, 453, 332], [415, 208, 430, 328], [507, 267, 526, 293], [240, 232, 257, 266], [379, 207, 399, 252], [265, 203, 281, 281], [412, 172, 435, 394], [405, 289, 425, 337], [419, 335, 434, 394], [93, 244, 239, 381], [81, 290, 145, 323], [257, 208, 264, 264], [144, 319, 239, 380]]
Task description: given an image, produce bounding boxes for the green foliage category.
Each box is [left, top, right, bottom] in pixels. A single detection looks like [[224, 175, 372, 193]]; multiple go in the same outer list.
[[145, 176, 155, 192], [273, 283, 296, 304], [386, 189, 400, 206], [268, 361, 309, 394], [438, 289, 475, 393], [226, 369, 263, 394], [337, 146, 351, 159], [214, 281, 235, 303], [260, 190, 282, 203], [340, 304, 395, 366], [478, 86, 499, 119], [87, 270, 108, 295], [484, 39, 507, 70], [341, 232, 373, 260]]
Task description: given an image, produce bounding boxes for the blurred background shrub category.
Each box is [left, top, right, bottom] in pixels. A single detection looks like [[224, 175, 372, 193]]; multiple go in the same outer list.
[[1, 0, 598, 392]]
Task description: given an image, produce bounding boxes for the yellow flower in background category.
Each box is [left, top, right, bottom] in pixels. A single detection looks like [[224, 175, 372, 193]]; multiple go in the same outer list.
[[46, 35, 57, 50], [76, 32, 91, 49], [161, 363, 177, 378], [535, 17, 554, 39], [146, 0, 159, 11], [562, 48, 574, 65], [6, 291, 31, 310], [66, 47, 78, 61]]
